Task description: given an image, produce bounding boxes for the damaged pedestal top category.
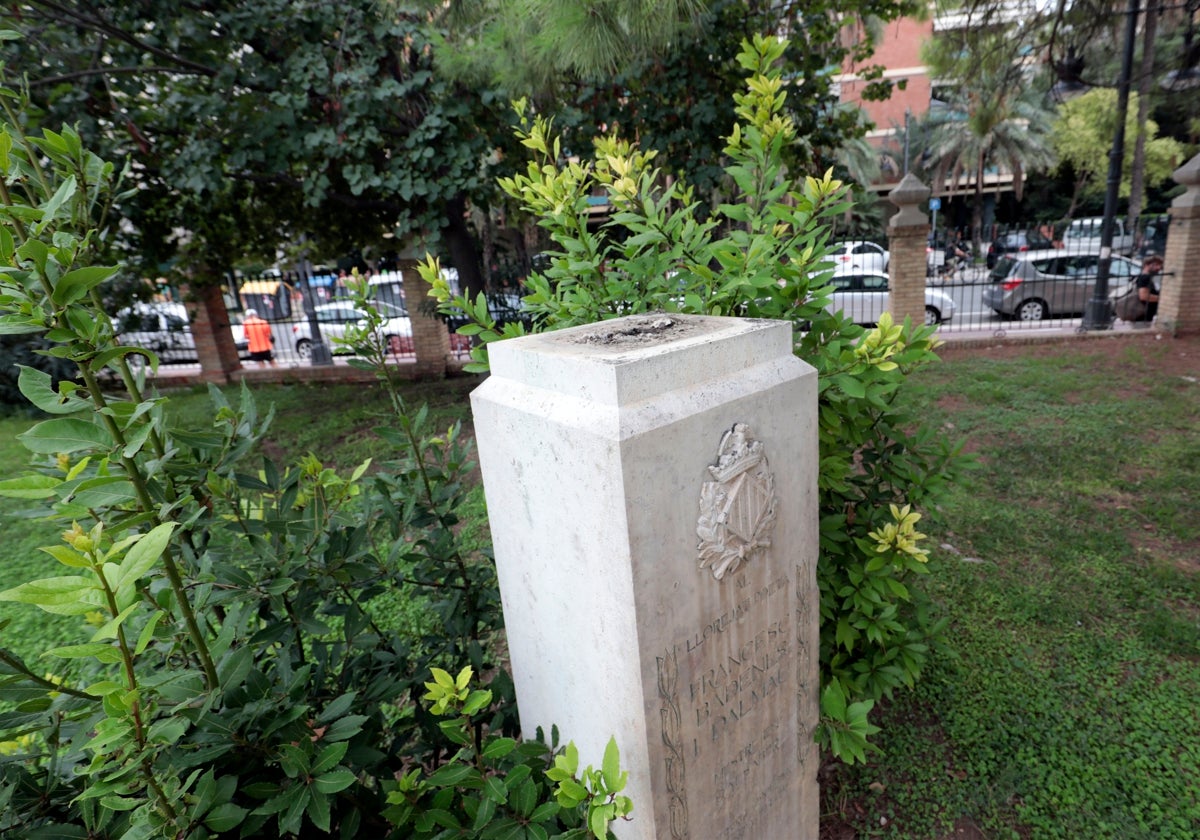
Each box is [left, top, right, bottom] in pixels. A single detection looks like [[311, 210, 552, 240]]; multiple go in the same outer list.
[[487, 313, 793, 406]]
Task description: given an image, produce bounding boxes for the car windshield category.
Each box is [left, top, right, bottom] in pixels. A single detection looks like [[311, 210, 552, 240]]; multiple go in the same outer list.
[[1068, 220, 1103, 238], [1110, 258, 1136, 278], [373, 301, 409, 318], [989, 257, 1019, 281]]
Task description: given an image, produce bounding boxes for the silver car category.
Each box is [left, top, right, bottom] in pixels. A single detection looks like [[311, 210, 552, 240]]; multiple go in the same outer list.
[[982, 250, 1139, 321], [830, 240, 890, 273]]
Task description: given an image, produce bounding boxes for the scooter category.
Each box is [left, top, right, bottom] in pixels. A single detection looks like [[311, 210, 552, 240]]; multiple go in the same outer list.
[[931, 252, 969, 285]]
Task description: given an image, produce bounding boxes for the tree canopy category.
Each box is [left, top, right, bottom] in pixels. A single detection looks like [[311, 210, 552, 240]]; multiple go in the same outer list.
[[1051, 88, 1185, 216], [436, 0, 921, 211], [918, 24, 1056, 244], [2, 0, 511, 285], [432, 0, 708, 93]]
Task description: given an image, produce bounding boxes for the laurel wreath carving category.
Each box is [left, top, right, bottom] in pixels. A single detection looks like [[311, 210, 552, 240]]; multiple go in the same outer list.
[[657, 646, 689, 838]]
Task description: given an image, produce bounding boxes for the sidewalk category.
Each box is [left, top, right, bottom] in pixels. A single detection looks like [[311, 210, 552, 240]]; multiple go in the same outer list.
[[136, 354, 472, 389], [135, 321, 1165, 388], [936, 315, 1162, 348]]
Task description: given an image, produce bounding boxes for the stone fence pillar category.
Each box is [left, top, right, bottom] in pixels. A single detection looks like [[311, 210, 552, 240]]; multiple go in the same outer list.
[[1158, 154, 1200, 337], [400, 259, 451, 377], [887, 174, 932, 328], [472, 314, 820, 840], [189, 282, 241, 384]]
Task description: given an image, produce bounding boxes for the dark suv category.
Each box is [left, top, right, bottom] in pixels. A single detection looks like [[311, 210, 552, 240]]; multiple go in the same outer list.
[[986, 230, 1054, 269]]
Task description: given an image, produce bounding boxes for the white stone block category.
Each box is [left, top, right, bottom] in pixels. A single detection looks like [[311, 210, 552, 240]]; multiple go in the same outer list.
[[471, 314, 819, 839]]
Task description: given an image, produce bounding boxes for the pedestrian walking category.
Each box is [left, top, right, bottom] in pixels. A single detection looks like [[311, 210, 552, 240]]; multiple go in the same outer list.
[[243, 308, 276, 367]]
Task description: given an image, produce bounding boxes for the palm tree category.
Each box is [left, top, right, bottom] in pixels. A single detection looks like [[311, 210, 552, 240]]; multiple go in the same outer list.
[[924, 71, 1057, 255], [831, 105, 886, 235]]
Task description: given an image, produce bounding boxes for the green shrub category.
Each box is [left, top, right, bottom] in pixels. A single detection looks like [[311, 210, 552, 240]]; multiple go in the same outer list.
[[432, 34, 961, 762], [0, 86, 625, 837], [0, 333, 80, 417]]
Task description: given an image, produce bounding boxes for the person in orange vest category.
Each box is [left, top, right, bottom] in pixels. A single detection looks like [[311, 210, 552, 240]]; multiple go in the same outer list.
[[243, 308, 276, 367]]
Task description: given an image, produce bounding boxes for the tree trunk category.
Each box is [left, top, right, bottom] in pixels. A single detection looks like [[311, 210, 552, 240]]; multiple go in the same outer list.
[[971, 151, 985, 258], [442, 192, 485, 303], [1128, 1, 1159, 225], [1067, 177, 1083, 219]]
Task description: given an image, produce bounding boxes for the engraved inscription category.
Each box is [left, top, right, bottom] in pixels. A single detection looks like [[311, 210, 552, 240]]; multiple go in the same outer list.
[[794, 560, 816, 773], [713, 774, 793, 840], [659, 573, 794, 837], [697, 424, 778, 580], [689, 619, 789, 744], [711, 721, 783, 811]]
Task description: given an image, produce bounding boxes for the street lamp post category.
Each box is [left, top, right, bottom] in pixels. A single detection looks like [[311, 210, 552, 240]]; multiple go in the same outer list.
[[1082, 0, 1142, 330], [903, 107, 912, 176]]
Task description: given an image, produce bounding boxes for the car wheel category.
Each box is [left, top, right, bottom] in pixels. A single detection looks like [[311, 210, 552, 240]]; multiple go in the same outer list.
[[924, 305, 942, 326], [1015, 299, 1048, 321], [296, 339, 312, 360]]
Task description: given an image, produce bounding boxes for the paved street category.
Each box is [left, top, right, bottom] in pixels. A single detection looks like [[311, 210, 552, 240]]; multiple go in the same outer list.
[[929, 266, 1143, 336]]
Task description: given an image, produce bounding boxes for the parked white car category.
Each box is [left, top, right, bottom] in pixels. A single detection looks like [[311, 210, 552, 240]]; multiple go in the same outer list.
[[1062, 217, 1135, 255], [115, 302, 248, 365], [291, 301, 413, 359], [830, 240, 890, 273], [826, 268, 955, 326]]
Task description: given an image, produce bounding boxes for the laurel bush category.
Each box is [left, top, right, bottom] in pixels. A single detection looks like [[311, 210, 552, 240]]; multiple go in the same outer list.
[[433, 34, 962, 762]]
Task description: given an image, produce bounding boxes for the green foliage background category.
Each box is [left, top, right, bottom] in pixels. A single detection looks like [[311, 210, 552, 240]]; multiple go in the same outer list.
[[0, 100, 628, 839]]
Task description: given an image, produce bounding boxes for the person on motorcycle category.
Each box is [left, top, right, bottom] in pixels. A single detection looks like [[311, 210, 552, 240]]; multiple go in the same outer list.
[[943, 231, 969, 276]]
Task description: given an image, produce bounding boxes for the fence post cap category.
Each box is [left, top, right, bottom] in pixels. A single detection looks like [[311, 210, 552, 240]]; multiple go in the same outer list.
[[1170, 153, 1200, 210], [888, 173, 931, 227], [1173, 153, 1200, 188]]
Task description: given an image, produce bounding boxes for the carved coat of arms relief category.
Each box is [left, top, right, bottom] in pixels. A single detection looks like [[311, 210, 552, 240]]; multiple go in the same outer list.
[[696, 423, 778, 580]]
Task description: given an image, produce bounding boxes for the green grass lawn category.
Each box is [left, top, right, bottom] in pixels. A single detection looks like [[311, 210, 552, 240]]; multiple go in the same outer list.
[[0, 415, 83, 663], [2, 343, 1198, 838], [824, 342, 1200, 838]]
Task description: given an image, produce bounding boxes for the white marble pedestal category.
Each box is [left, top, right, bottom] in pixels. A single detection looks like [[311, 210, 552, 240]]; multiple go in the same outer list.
[[471, 314, 820, 840]]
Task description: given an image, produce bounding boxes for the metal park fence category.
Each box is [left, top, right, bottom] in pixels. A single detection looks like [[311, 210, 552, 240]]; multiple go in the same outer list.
[[914, 215, 1173, 337]]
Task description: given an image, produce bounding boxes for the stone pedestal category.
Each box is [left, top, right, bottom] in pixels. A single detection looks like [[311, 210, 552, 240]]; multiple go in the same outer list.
[[471, 314, 820, 840]]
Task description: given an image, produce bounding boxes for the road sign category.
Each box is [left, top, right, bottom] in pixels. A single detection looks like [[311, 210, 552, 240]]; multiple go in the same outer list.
[[929, 197, 942, 211]]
